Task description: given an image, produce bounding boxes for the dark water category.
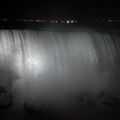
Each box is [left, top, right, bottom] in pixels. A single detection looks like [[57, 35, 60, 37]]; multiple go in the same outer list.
[[0, 28, 120, 120]]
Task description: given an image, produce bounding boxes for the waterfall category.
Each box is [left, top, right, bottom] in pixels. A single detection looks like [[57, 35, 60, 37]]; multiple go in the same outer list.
[[0, 29, 120, 107]]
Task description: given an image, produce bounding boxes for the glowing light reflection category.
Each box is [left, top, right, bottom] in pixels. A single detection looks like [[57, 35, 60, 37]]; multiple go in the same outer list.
[[25, 54, 45, 76]]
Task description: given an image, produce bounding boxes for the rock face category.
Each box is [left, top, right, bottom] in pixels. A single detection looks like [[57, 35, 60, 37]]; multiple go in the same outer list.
[[96, 91, 120, 108], [76, 91, 120, 108], [0, 84, 12, 109], [0, 69, 18, 110], [24, 97, 58, 120]]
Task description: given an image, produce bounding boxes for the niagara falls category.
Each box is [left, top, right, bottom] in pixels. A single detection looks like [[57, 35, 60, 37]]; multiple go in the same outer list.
[[0, 28, 120, 119]]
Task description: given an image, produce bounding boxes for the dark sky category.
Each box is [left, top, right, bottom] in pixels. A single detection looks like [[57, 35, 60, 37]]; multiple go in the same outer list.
[[0, 1, 120, 19]]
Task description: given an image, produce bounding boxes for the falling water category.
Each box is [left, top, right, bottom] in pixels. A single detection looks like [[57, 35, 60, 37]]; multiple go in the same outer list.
[[0, 29, 120, 109]]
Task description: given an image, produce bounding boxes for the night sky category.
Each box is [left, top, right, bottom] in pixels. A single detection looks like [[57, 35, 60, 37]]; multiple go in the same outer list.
[[0, 1, 120, 19]]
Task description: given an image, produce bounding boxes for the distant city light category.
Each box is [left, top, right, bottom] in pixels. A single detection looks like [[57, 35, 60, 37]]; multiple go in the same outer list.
[[1, 18, 120, 25], [71, 20, 74, 23], [66, 20, 70, 24]]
